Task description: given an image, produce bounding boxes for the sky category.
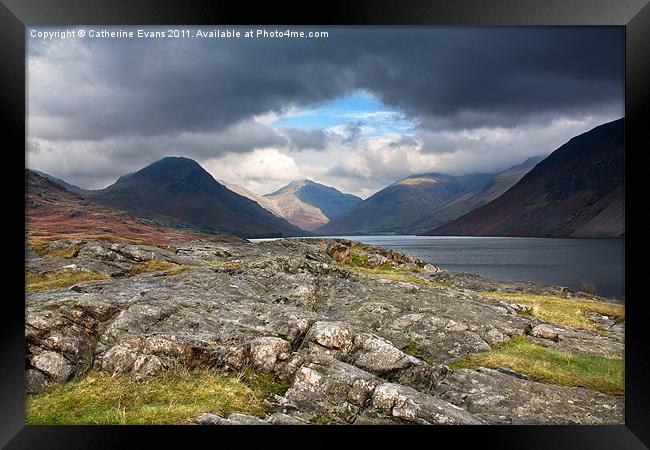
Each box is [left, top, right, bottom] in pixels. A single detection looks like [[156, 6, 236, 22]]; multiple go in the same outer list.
[[27, 26, 624, 198]]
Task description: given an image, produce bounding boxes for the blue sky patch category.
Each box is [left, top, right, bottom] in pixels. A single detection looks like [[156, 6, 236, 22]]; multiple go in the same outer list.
[[273, 90, 416, 137]]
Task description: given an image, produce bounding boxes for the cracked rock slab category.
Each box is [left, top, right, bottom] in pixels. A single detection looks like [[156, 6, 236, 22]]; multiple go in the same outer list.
[[435, 367, 623, 424]]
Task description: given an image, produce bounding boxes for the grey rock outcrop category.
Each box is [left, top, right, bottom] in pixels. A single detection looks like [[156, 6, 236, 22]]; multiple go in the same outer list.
[[435, 367, 623, 424], [25, 238, 624, 424], [26, 369, 48, 394]]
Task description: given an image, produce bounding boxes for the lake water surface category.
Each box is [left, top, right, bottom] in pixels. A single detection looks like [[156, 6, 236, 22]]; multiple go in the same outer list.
[[250, 235, 625, 300]]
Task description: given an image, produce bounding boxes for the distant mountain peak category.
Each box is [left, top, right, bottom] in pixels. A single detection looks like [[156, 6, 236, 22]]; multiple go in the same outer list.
[[159, 155, 197, 163], [147, 156, 206, 172], [268, 179, 318, 195], [263, 179, 362, 231], [31, 169, 87, 195]]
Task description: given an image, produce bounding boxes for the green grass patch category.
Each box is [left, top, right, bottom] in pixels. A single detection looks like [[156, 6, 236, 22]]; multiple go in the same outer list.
[[449, 336, 624, 395], [400, 340, 438, 363], [308, 415, 332, 425], [343, 265, 450, 288], [26, 269, 109, 292], [27, 240, 80, 259], [128, 260, 189, 277], [517, 308, 535, 318], [349, 252, 369, 267], [236, 367, 292, 398], [401, 340, 421, 356], [479, 291, 624, 331], [26, 368, 290, 425]]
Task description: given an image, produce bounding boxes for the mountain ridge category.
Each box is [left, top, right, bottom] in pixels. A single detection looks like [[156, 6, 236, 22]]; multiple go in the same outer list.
[[81, 156, 307, 239], [26, 169, 242, 244], [315, 156, 543, 236], [428, 118, 624, 238]]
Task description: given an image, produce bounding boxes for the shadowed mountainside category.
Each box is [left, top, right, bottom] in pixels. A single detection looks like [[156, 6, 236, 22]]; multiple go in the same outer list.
[[428, 118, 624, 238], [81, 157, 307, 239], [26, 169, 242, 245], [315, 157, 542, 236]]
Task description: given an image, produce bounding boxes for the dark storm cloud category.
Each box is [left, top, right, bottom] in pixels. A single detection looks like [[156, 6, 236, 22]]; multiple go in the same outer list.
[[29, 26, 623, 143], [28, 27, 623, 192], [280, 127, 328, 151], [354, 28, 624, 130]]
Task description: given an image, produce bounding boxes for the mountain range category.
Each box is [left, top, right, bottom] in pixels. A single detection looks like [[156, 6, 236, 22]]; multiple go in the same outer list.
[[315, 157, 543, 235], [429, 118, 624, 237], [80, 157, 306, 238], [30, 118, 624, 239]]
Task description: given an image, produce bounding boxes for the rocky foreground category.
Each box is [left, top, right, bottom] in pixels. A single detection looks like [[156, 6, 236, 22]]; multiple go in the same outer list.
[[25, 238, 624, 425]]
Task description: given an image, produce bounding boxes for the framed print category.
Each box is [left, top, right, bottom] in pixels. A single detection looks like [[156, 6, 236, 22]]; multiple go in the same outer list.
[[1, 0, 648, 448]]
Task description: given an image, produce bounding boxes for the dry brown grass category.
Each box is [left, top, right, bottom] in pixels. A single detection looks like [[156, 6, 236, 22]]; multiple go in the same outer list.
[[27, 240, 80, 259], [26, 269, 109, 292], [343, 265, 451, 287], [128, 260, 189, 277], [580, 280, 598, 295]]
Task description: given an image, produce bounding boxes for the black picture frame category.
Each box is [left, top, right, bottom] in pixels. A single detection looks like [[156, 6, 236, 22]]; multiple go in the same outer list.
[[1, 0, 648, 448]]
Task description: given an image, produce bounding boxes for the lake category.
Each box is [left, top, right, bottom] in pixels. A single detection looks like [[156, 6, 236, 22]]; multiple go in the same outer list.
[[253, 235, 625, 300]]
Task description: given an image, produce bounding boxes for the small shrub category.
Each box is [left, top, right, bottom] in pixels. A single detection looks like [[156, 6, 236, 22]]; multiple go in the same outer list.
[[517, 308, 535, 318], [349, 252, 369, 267], [580, 281, 597, 295], [401, 340, 421, 356], [308, 415, 332, 425], [400, 340, 438, 363]]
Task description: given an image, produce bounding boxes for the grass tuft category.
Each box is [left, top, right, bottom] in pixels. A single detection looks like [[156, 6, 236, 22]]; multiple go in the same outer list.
[[449, 336, 623, 395], [479, 291, 623, 331], [308, 415, 332, 425], [349, 252, 369, 267], [128, 260, 189, 277], [517, 308, 535, 318], [26, 368, 290, 425], [343, 265, 450, 288], [401, 340, 421, 356], [28, 240, 80, 259], [236, 367, 292, 397], [26, 269, 108, 292], [400, 340, 437, 363]]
